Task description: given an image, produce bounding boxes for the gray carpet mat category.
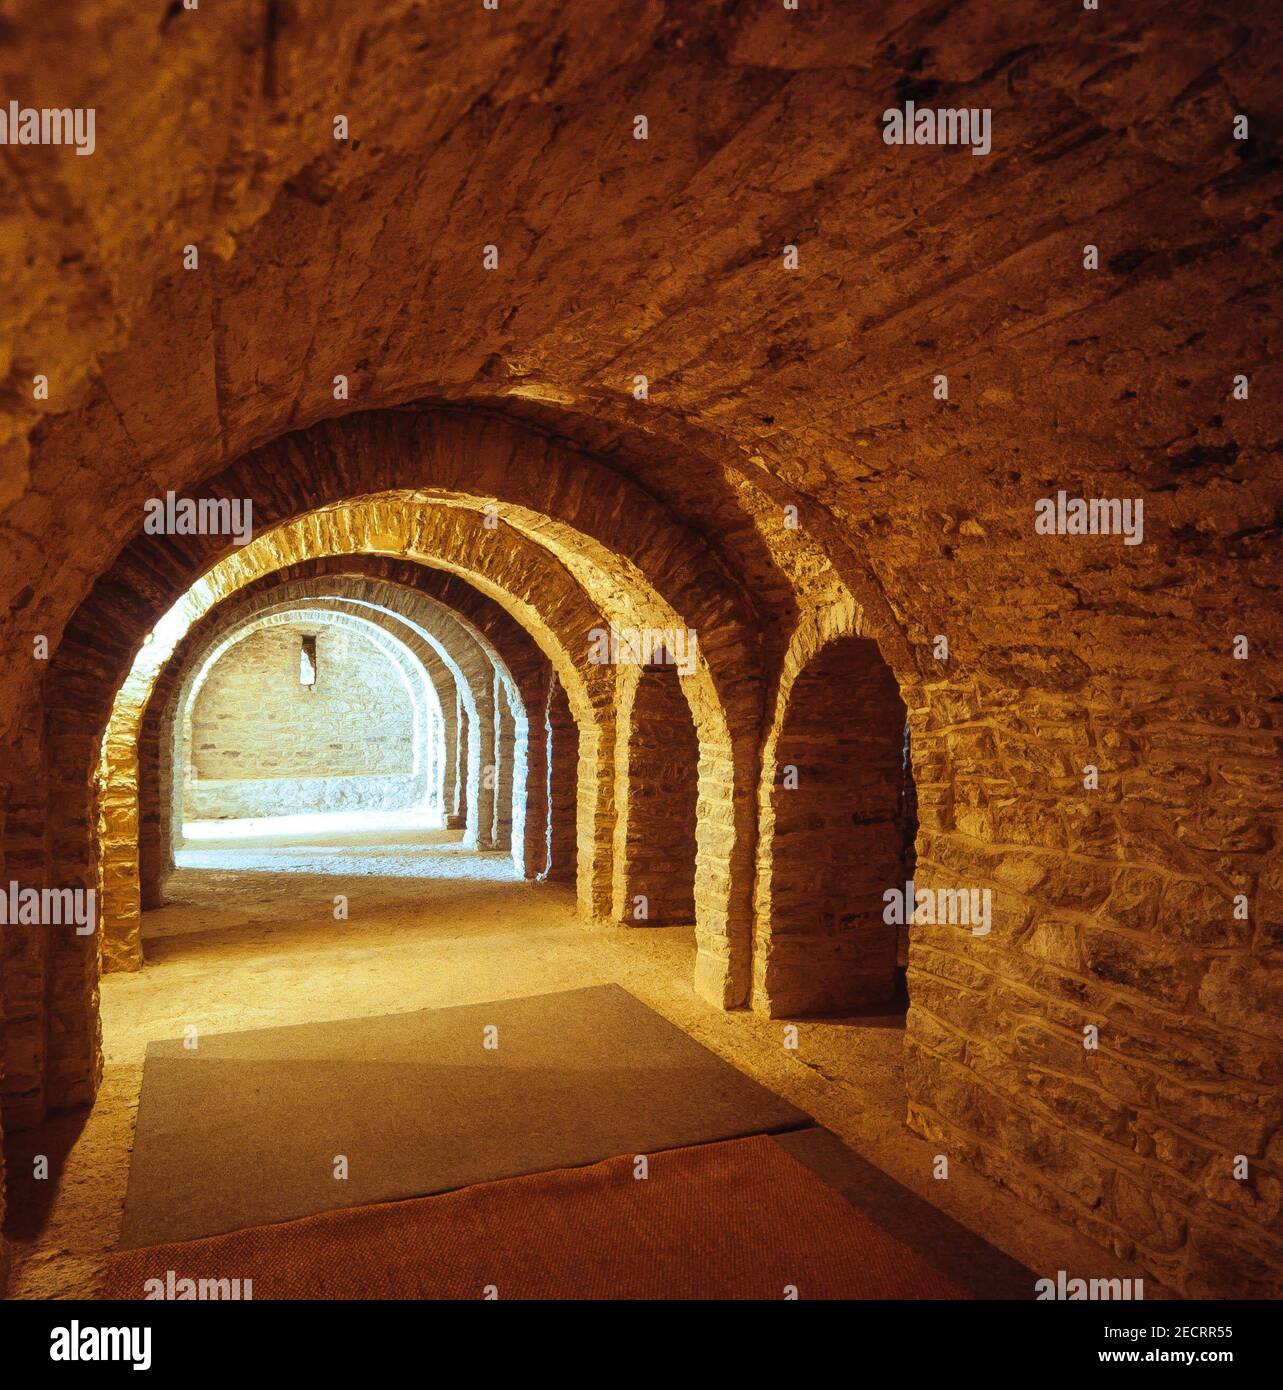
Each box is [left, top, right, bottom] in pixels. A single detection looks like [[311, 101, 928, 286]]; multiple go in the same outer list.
[[119, 983, 810, 1248]]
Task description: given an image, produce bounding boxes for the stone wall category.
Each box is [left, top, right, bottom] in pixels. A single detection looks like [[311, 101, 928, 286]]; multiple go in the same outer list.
[[905, 671, 1283, 1298], [186, 774, 424, 821], [188, 627, 419, 817]]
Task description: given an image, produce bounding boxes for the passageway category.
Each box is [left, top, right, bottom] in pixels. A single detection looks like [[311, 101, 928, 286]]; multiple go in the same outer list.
[[2, 3, 1279, 1310]]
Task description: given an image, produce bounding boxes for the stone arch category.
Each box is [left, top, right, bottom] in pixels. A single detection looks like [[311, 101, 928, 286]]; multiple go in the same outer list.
[[151, 596, 466, 885], [142, 556, 572, 893], [611, 662, 700, 927], [173, 599, 462, 839], [101, 600, 452, 972], [113, 572, 573, 973], [161, 591, 492, 861], [250, 556, 588, 875], [23, 506, 610, 1117], [753, 607, 912, 1018], [178, 407, 766, 1003], [18, 410, 765, 1124]]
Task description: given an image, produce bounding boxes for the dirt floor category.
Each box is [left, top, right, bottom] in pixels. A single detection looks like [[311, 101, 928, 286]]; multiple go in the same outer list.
[[4, 833, 1164, 1299]]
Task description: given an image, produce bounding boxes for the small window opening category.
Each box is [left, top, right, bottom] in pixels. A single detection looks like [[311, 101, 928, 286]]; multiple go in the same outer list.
[[299, 634, 317, 687]]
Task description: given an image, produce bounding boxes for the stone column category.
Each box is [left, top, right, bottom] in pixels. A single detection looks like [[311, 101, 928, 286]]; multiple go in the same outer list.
[[447, 691, 468, 830], [544, 674, 578, 882], [491, 672, 515, 853]]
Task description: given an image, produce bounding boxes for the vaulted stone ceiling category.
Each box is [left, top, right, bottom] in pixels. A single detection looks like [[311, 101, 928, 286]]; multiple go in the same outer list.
[[3, 0, 1279, 714]]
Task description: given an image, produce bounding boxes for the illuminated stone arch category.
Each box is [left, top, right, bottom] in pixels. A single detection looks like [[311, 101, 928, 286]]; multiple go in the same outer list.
[[99, 518, 612, 975], [177, 607, 444, 818], [217, 409, 767, 1007], [141, 556, 579, 894], [753, 599, 912, 1017], [101, 601, 452, 972], [150, 580, 536, 872], [20, 411, 760, 1124], [157, 588, 497, 867], [100, 580, 524, 974]]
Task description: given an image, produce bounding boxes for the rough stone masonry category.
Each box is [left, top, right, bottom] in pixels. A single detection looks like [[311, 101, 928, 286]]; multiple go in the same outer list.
[[0, 1, 1279, 1304]]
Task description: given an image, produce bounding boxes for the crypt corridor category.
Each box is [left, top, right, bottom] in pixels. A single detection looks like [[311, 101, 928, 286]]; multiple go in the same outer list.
[[1, 2, 1281, 1303]]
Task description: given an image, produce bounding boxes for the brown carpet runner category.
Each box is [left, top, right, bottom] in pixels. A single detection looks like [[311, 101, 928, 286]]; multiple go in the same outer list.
[[103, 1134, 969, 1300]]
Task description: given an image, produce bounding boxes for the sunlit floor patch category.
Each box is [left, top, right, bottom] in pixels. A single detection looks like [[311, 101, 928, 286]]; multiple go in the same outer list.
[[176, 815, 518, 879], [182, 807, 442, 842]]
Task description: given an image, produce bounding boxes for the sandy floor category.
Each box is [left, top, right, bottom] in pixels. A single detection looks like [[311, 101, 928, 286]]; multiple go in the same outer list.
[[4, 835, 1160, 1299]]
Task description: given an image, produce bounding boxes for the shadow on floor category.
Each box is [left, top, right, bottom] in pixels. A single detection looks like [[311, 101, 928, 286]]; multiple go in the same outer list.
[[774, 967, 911, 1030], [775, 1127, 1037, 1299], [2, 1106, 92, 1242]]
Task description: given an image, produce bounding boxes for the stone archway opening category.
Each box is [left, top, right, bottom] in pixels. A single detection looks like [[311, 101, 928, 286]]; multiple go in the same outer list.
[[757, 634, 913, 1019], [611, 661, 701, 928], [84, 468, 749, 992], [97, 566, 550, 974]]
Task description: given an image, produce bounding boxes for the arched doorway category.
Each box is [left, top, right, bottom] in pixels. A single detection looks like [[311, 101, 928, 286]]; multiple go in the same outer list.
[[611, 662, 700, 926], [757, 634, 912, 1017]]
